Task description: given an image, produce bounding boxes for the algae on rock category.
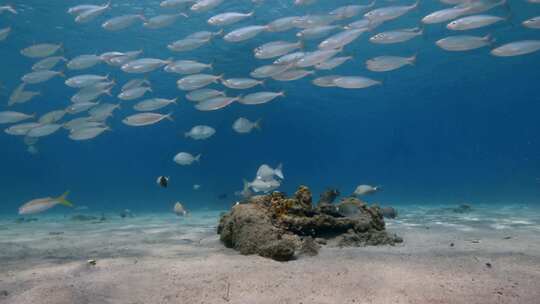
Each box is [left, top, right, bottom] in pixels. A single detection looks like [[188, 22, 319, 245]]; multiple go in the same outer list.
[[217, 185, 402, 261]]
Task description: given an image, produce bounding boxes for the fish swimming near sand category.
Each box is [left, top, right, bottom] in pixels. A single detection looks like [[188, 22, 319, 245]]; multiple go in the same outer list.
[[174, 202, 188, 216], [18, 191, 73, 215], [353, 185, 380, 196]]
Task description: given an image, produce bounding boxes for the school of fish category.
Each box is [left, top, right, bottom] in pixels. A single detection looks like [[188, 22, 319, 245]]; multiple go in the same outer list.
[[1, 0, 539, 194]]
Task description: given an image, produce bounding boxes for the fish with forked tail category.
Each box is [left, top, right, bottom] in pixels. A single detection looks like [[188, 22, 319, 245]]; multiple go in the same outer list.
[[18, 191, 73, 215]]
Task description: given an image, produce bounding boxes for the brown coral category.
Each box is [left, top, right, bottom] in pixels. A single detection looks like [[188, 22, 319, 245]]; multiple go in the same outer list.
[[217, 185, 402, 261]]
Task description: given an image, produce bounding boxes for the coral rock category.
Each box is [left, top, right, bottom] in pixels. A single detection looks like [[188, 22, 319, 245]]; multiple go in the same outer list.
[[217, 186, 402, 261], [298, 237, 321, 257]]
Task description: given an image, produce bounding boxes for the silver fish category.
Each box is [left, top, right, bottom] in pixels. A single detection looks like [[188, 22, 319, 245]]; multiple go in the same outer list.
[[334, 76, 381, 89], [18, 191, 72, 215], [239, 91, 285, 105], [221, 78, 263, 89], [121, 58, 172, 74], [185, 125, 216, 140], [208, 11, 254, 26], [75, 2, 111, 23], [491, 40, 540, 57], [102, 15, 145, 31], [272, 69, 314, 81], [177, 74, 222, 90], [232, 117, 261, 134], [143, 13, 187, 29], [27, 124, 62, 138], [0, 111, 35, 124], [67, 54, 103, 70], [436, 34, 494, 51], [315, 56, 353, 70], [122, 112, 173, 127], [173, 152, 201, 165], [254, 41, 302, 59], [364, 1, 419, 22], [22, 70, 64, 84], [369, 27, 423, 44], [186, 89, 225, 102], [32, 56, 67, 71], [5, 122, 41, 136], [69, 126, 110, 141], [194, 96, 239, 111], [21, 43, 62, 58], [224, 25, 268, 42], [0, 27, 11, 41], [523, 16, 540, 29], [134, 98, 177, 112], [312, 75, 340, 87], [366, 55, 416, 72], [447, 15, 506, 31]]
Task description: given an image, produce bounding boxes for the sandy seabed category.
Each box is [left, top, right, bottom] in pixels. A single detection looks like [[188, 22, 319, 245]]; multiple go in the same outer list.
[[1, 205, 540, 304]]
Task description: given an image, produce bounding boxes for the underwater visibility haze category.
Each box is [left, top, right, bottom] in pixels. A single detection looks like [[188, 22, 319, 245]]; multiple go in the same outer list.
[[1, 0, 540, 303]]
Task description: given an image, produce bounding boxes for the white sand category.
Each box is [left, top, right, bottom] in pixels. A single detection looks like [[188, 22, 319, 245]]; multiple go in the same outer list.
[[1, 207, 540, 304]]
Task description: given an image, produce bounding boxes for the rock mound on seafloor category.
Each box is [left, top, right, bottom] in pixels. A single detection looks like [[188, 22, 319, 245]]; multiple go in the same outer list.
[[217, 186, 402, 261]]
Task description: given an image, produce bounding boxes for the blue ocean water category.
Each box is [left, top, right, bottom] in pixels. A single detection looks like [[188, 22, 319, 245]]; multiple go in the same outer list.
[[0, 0, 539, 216]]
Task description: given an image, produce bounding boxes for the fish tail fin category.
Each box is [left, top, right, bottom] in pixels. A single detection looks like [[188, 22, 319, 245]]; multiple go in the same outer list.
[[243, 179, 250, 189], [172, 98, 179, 105], [413, 0, 420, 9], [195, 154, 202, 162], [275, 163, 284, 179], [7, 5, 17, 14], [409, 53, 417, 65], [143, 75, 150, 85], [298, 39, 305, 51], [214, 29, 224, 37], [279, 91, 286, 97], [254, 119, 262, 130], [378, 76, 385, 88], [57, 191, 73, 207], [180, 12, 189, 18], [503, 5, 515, 28], [166, 113, 174, 122], [502, 0, 511, 15], [484, 34, 496, 45]]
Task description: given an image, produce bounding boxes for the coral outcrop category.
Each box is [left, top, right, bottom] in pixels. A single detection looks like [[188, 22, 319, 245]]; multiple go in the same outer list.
[[217, 186, 402, 261]]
